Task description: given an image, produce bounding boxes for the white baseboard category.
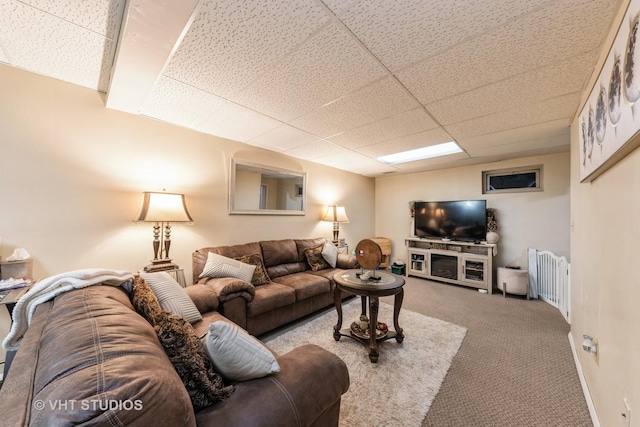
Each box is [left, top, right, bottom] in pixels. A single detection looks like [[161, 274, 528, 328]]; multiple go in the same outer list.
[[568, 332, 600, 427]]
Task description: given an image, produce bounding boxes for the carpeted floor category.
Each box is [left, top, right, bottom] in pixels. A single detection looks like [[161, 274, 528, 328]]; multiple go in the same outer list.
[[262, 299, 466, 427], [384, 276, 593, 427]]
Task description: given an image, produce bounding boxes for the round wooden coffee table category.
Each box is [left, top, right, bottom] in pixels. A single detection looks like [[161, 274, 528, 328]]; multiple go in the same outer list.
[[333, 269, 405, 363]]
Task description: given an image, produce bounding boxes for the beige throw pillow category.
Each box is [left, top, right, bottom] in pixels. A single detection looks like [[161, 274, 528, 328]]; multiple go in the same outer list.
[[202, 320, 280, 381], [199, 252, 256, 283]]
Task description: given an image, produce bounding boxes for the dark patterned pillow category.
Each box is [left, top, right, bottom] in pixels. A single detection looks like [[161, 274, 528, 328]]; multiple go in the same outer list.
[[305, 244, 331, 271], [235, 253, 271, 286], [130, 275, 163, 324], [131, 276, 234, 408], [154, 311, 234, 409]]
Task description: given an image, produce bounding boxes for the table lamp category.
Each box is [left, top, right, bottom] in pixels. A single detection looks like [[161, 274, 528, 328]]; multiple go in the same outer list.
[[135, 191, 193, 272], [323, 204, 349, 245]]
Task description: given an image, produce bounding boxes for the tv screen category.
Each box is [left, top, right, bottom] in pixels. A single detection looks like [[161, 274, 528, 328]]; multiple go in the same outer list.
[[414, 200, 487, 241]]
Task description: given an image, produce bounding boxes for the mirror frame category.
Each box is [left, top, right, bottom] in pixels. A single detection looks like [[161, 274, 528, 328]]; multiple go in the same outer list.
[[229, 158, 306, 215]]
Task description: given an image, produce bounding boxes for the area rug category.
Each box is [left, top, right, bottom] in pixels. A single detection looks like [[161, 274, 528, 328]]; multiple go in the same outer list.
[[262, 299, 467, 427]]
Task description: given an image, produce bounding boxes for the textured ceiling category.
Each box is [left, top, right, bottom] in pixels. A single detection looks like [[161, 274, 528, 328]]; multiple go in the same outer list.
[[0, 0, 621, 176]]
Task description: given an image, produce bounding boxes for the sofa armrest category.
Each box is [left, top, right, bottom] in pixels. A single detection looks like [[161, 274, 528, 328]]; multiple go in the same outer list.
[[184, 284, 219, 314], [195, 344, 349, 427], [196, 277, 256, 303], [337, 253, 358, 269]]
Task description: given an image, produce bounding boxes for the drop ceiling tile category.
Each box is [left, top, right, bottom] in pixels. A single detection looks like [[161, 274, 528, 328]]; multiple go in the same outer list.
[[356, 127, 455, 158], [0, 44, 8, 63], [165, 0, 330, 99], [289, 76, 419, 137], [320, 0, 359, 17], [311, 149, 398, 176], [327, 107, 439, 149], [246, 124, 322, 152], [141, 76, 228, 130], [282, 139, 344, 160], [24, 0, 125, 39], [446, 93, 579, 140], [339, 0, 553, 72], [456, 119, 569, 151], [198, 102, 282, 143], [428, 51, 598, 126], [397, 0, 617, 104], [465, 133, 569, 158], [0, 0, 117, 91], [234, 22, 387, 122]]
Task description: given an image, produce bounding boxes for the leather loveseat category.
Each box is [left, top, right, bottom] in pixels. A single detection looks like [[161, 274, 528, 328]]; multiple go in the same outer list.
[[0, 284, 350, 426], [192, 237, 358, 336]]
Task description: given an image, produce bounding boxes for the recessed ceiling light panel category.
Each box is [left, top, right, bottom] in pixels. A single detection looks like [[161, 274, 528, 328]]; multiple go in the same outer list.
[[377, 141, 463, 164]]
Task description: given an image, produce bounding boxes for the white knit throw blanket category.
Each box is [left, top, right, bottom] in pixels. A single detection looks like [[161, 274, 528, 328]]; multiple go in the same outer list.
[[2, 268, 134, 351]]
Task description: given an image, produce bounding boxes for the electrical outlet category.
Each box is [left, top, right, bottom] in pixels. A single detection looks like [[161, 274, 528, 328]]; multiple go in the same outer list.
[[621, 398, 631, 427]]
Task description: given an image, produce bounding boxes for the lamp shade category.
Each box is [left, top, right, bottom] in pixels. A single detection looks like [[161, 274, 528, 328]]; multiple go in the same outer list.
[[323, 205, 349, 223], [135, 192, 193, 223]]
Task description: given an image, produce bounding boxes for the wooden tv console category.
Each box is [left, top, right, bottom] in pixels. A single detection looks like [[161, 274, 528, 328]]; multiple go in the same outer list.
[[405, 237, 497, 293]]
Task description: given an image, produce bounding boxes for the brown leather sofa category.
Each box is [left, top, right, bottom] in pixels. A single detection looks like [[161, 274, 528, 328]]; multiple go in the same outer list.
[[192, 237, 358, 336], [0, 284, 350, 426]]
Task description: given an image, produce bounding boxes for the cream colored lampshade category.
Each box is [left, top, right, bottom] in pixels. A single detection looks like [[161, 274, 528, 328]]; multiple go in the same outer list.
[[135, 192, 193, 223], [323, 205, 349, 223], [323, 205, 349, 244], [135, 191, 193, 272]]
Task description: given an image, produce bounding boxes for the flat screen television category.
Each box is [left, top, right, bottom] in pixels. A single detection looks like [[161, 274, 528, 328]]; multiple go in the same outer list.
[[414, 200, 487, 242]]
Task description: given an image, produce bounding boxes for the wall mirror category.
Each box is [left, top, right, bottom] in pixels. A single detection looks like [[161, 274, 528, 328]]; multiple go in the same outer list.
[[229, 159, 306, 215]]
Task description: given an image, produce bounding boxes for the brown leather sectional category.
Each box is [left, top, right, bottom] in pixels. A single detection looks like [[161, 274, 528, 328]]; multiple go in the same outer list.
[[0, 238, 354, 425], [192, 237, 359, 336]]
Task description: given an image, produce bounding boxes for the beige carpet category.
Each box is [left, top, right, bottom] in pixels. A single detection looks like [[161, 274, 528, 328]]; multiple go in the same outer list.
[[262, 299, 467, 427]]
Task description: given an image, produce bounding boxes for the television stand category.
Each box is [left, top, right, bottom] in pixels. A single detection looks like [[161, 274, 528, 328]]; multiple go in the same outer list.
[[405, 237, 497, 293]]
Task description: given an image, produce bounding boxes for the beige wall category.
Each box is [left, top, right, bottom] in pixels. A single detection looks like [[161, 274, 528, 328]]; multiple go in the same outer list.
[[0, 64, 375, 362], [569, 1, 639, 424], [374, 153, 571, 272]]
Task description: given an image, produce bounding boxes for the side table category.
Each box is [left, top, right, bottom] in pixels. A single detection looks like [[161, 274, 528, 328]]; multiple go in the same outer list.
[[333, 269, 405, 363], [140, 267, 187, 287]]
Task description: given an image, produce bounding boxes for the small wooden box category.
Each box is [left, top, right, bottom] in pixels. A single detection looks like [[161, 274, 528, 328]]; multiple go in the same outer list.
[[0, 259, 33, 280]]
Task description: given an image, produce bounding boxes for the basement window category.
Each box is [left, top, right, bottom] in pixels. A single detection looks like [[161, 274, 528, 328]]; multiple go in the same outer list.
[[482, 165, 542, 194]]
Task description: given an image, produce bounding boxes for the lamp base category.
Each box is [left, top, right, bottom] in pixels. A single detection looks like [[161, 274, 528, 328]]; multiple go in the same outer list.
[[144, 259, 179, 272]]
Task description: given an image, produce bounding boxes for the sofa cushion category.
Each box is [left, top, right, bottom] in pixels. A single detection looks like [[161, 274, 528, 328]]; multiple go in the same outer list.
[[246, 282, 296, 317], [184, 284, 220, 314], [295, 238, 327, 263], [15, 286, 197, 427], [260, 239, 299, 268], [154, 311, 234, 409], [200, 252, 256, 283], [273, 272, 331, 301], [140, 271, 202, 323], [234, 253, 271, 286], [304, 244, 331, 271], [203, 320, 280, 381]]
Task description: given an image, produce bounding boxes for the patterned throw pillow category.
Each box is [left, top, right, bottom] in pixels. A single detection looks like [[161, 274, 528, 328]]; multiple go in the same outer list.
[[130, 276, 163, 324], [305, 244, 331, 271], [130, 277, 233, 409], [199, 252, 256, 283], [140, 272, 202, 323], [234, 253, 271, 286], [154, 312, 234, 409]]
